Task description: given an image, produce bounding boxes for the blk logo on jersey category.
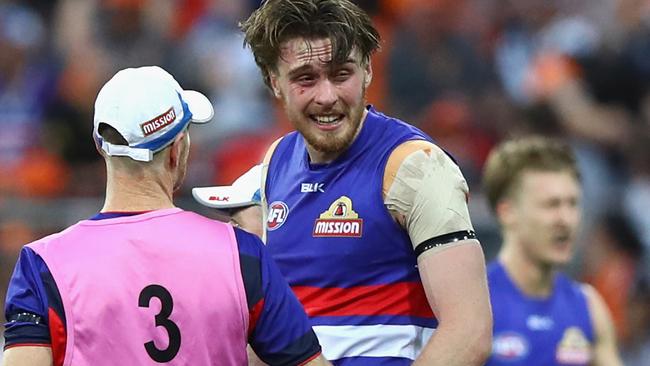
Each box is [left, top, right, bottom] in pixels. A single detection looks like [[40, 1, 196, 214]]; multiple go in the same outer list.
[[492, 332, 529, 360], [555, 327, 592, 364], [313, 196, 363, 237], [267, 201, 289, 231], [301, 183, 325, 193]]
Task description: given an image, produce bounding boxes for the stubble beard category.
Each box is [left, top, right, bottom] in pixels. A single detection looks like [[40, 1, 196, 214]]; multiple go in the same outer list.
[[304, 105, 364, 155], [296, 89, 367, 155]]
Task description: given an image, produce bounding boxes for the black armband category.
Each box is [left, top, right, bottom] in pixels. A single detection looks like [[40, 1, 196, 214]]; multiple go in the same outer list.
[[414, 230, 477, 257], [7, 312, 43, 325]]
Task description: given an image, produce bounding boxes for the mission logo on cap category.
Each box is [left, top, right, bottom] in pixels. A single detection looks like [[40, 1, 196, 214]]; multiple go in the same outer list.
[[93, 66, 214, 162]]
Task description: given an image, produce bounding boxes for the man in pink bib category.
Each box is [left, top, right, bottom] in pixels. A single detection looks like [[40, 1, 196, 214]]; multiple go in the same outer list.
[[2, 66, 328, 366]]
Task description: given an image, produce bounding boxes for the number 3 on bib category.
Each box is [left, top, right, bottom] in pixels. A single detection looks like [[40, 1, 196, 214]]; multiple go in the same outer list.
[[139, 284, 181, 362]]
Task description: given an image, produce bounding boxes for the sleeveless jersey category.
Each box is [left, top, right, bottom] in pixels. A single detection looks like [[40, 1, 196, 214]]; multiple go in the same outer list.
[[265, 107, 436, 364], [486, 261, 595, 366], [27, 208, 248, 365]]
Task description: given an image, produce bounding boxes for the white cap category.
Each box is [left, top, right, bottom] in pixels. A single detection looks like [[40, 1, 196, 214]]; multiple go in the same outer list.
[[192, 165, 262, 210], [93, 66, 214, 162]]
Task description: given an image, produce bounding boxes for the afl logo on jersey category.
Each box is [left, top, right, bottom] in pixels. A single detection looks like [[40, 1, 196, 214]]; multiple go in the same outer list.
[[313, 196, 363, 237], [267, 201, 289, 231], [492, 332, 529, 361]]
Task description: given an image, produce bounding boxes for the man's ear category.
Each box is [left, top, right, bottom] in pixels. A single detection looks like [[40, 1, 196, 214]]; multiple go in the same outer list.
[[363, 61, 373, 89], [168, 132, 186, 168], [269, 73, 282, 99], [496, 199, 516, 228]]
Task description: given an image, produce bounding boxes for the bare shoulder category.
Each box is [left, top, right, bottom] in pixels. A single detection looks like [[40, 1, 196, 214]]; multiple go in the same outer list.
[[580, 283, 624, 365], [262, 137, 284, 165], [260, 136, 284, 243], [581, 283, 608, 315], [580, 283, 616, 341]]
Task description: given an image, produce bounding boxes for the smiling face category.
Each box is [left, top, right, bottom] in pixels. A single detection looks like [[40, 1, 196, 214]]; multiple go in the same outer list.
[[502, 169, 582, 268], [269, 37, 372, 163]]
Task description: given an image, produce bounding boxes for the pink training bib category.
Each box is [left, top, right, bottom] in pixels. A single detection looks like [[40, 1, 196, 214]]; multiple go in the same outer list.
[[28, 208, 249, 365]]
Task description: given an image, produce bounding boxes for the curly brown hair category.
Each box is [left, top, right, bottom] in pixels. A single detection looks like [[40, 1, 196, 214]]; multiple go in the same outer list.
[[482, 136, 580, 212], [240, 0, 380, 89]]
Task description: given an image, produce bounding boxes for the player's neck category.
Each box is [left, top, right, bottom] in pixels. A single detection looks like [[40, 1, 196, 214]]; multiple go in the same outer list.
[[306, 108, 368, 164], [102, 174, 175, 212], [499, 243, 556, 298]]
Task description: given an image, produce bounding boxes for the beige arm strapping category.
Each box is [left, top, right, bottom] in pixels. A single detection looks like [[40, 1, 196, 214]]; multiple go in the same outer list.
[[383, 141, 475, 254]]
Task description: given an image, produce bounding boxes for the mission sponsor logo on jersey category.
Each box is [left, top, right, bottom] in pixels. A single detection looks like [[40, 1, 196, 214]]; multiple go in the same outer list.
[[555, 327, 592, 364], [313, 196, 363, 237], [267, 201, 289, 231]]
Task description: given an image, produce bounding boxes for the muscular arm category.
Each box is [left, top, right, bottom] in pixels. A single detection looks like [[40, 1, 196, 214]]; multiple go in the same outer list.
[[384, 141, 492, 365], [2, 347, 52, 366], [414, 242, 492, 365], [583, 284, 623, 366]]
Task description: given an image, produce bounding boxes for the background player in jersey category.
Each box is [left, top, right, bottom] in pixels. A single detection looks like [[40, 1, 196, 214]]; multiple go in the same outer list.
[[195, 0, 493, 364], [482, 136, 623, 366], [2, 66, 329, 366]]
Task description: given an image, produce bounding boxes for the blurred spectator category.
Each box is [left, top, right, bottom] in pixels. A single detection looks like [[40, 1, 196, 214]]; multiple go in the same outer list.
[[386, 0, 492, 123], [48, 0, 178, 166], [1, 0, 649, 353], [622, 277, 650, 366], [623, 119, 650, 275], [0, 4, 61, 195], [418, 97, 495, 185], [171, 0, 275, 186], [492, 0, 601, 106], [177, 0, 272, 142], [582, 213, 644, 344]]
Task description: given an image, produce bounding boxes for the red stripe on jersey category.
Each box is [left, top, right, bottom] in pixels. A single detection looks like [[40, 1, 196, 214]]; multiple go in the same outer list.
[[292, 282, 434, 318], [48, 307, 66, 366], [248, 298, 265, 338]]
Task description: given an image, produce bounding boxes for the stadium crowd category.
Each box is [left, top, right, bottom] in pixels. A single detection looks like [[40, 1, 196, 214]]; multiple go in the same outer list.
[[0, 0, 648, 363]]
